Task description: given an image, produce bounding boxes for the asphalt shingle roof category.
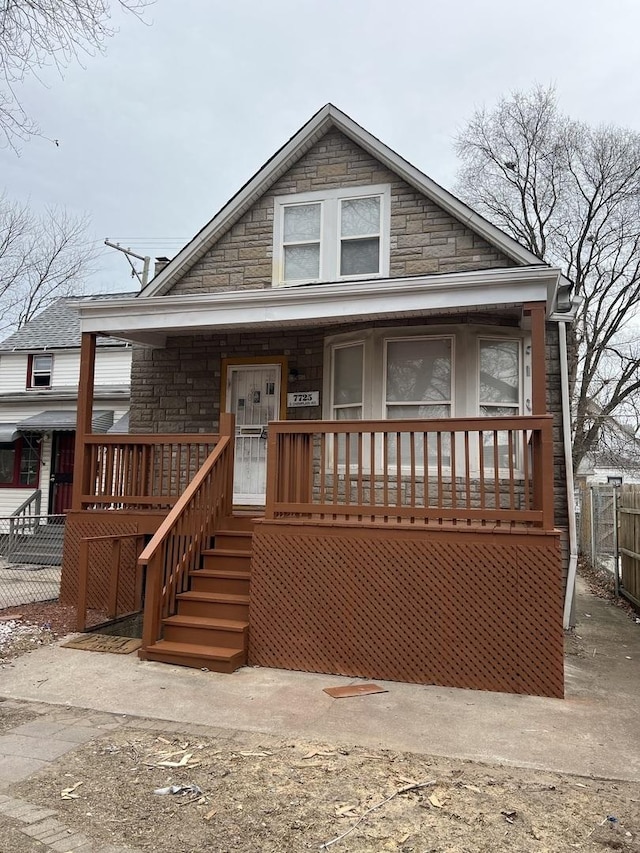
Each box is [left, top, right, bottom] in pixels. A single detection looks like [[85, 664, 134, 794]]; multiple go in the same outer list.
[[0, 293, 136, 351]]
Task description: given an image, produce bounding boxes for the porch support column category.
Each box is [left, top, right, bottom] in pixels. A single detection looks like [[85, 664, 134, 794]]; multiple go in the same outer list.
[[524, 302, 554, 529], [525, 302, 547, 415], [71, 332, 97, 510]]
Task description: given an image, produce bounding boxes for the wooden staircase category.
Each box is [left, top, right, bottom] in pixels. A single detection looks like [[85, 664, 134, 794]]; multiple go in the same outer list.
[[141, 516, 255, 673]]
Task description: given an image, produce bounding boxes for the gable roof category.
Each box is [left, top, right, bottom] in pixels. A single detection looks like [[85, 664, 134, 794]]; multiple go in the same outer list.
[[0, 293, 136, 352], [141, 103, 556, 298]]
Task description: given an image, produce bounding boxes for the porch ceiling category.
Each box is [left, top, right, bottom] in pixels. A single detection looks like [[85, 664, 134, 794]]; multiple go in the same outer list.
[[77, 266, 562, 347]]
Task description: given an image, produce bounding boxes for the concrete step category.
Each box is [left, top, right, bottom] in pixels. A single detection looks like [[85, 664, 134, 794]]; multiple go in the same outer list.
[[141, 640, 245, 673], [162, 614, 248, 649], [189, 568, 251, 596]]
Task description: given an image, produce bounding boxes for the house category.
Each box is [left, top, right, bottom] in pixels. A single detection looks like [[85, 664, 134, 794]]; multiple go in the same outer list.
[[0, 296, 132, 518], [575, 405, 640, 487], [60, 105, 579, 698]]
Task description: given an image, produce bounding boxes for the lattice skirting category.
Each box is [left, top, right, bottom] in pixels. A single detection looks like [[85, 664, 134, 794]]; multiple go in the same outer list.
[[249, 523, 564, 698], [60, 511, 165, 612]]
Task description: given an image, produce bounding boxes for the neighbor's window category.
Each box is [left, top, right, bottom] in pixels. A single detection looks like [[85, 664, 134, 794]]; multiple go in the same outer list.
[[0, 439, 39, 487], [274, 185, 389, 285], [27, 354, 53, 388]]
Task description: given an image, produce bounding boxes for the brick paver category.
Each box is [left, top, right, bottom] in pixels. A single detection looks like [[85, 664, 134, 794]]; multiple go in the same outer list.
[[0, 707, 144, 853]]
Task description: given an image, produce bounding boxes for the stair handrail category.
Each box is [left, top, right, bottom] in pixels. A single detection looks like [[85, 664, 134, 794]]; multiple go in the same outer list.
[[8, 489, 41, 552], [138, 414, 235, 651]]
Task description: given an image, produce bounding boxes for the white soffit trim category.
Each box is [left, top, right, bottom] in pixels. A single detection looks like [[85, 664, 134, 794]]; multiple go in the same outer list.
[[141, 104, 566, 298], [78, 267, 561, 341]]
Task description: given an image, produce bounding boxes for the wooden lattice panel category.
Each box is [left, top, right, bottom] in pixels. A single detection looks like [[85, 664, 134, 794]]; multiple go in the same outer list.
[[249, 524, 564, 698], [60, 515, 139, 611]]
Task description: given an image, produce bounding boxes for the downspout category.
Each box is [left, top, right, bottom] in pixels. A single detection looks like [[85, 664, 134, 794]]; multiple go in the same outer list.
[[558, 319, 578, 629]]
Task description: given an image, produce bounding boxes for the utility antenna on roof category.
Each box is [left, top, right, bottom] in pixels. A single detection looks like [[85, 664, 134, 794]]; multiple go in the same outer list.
[[104, 239, 151, 287]]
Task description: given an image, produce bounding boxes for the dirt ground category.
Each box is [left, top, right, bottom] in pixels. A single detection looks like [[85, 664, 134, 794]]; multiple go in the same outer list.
[[0, 700, 638, 853]]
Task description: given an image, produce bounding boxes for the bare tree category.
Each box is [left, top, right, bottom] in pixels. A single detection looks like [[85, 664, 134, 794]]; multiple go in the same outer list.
[[455, 85, 640, 469], [0, 193, 95, 335], [0, 0, 150, 150]]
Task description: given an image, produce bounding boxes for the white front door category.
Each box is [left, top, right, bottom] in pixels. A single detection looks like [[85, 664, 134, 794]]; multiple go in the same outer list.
[[225, 363, 282, 504]]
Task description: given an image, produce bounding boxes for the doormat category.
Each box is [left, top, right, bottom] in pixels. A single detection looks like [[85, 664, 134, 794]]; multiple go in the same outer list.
[[61, 634, 142, 654]]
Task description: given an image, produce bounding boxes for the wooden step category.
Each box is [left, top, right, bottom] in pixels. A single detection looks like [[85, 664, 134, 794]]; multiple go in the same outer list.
[[190, 568, 251, 596], [221, 514, 262, 532], [176, 591, 250, 620], [202, 548, 251, 572], [214, 530, 253, 551], [162, 614, 248, 649], [142, 640, 245, 673]]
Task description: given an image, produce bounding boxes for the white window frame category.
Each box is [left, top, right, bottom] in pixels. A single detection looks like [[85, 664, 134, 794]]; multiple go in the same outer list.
[[383, 335, 455, 421], [477, 336, 522, 418], [273, 185, 391, 287], [330, 340, 365, 420], [29, 353, 53, 389]]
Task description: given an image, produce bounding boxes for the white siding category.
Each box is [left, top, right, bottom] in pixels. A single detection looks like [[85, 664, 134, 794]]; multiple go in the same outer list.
[[0, 488, 38, 517], [95, 347, 132, 387], [0, 353, 30, 392], [0, 346, 131, 393]]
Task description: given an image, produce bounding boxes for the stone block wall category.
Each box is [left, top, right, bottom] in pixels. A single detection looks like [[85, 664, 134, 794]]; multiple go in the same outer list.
[[169, 129, 512, 296]]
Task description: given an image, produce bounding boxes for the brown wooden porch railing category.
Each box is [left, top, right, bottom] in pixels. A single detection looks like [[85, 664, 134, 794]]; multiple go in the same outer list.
[[265, 415, 555, 530], [138, 414, 235, 651], [79, 434, 220, 510]]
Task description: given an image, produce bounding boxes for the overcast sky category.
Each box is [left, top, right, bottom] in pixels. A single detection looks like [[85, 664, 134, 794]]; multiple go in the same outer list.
[[2, 0, 640, 294]]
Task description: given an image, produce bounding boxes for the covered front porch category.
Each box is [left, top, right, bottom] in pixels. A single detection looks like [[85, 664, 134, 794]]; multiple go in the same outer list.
[[60, 266, 565, 697]]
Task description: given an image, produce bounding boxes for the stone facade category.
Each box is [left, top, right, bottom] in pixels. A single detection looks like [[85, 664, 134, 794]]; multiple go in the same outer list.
[[168, 129, 512, 296], [128, 125, 569, 578]]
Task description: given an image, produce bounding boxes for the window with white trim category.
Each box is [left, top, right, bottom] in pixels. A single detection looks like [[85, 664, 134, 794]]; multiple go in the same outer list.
[[331, 342, 364, 420], [478, 338, 521, 468], [27, 354, 53, 389], [478, 339, 520, 417], [273, 185, 390, 286], [385, 337, 452, 419]]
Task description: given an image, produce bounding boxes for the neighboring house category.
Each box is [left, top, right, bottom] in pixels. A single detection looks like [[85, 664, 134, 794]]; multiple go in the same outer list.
[[575, 406, 640, 487], [0, 296, 133, 517], [61, 105, 579, 698]]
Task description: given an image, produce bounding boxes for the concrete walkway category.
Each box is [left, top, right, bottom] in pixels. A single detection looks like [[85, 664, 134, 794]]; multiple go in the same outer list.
[[0, 574, 639, 799]]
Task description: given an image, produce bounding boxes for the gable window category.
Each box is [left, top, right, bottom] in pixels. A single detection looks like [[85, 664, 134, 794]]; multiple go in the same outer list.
[[27, 354, 53, 388], [274, 185, 390, 286], [0, 438, 39, 488]]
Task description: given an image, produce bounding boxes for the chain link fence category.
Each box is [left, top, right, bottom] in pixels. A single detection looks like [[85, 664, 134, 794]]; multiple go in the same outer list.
[[576, 484, 619, 575], [0, 515, 64, 609]]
